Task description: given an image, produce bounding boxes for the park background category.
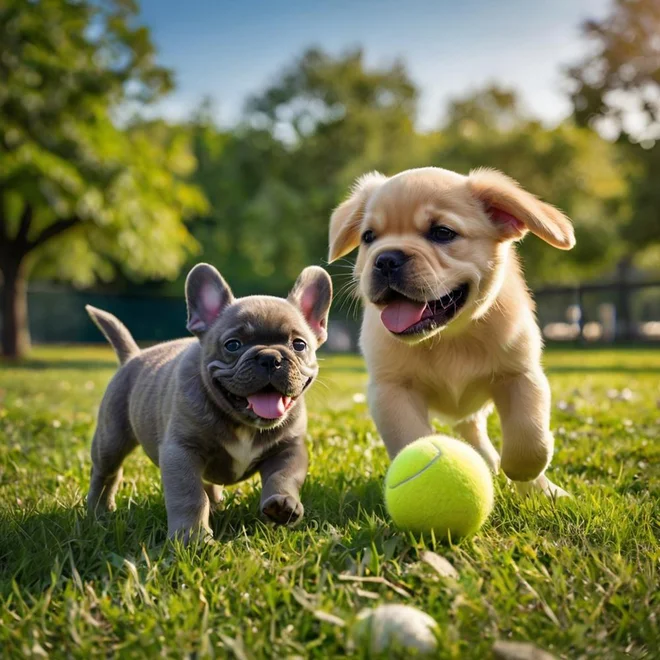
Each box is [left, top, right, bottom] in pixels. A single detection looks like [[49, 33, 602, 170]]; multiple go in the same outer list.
[[1, 2, 660, 658], [1, 0, 660, 357]]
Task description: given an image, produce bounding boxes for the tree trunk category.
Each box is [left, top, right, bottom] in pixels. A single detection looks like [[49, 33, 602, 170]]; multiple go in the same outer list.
[[0, 256, 30, 359]]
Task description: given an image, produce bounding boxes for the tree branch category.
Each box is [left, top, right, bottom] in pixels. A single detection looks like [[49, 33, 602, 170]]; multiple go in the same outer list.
[[16, 205, 33, 247], [28, 217, 82, 251]]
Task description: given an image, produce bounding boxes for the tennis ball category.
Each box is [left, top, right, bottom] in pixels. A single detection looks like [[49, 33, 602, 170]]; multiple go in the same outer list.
[[384, 435, 494, 540]]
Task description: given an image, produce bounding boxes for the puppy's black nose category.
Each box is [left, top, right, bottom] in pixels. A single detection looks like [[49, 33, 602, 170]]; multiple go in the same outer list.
[[374, 250, 407, 275], [257, 351, 282, 373]]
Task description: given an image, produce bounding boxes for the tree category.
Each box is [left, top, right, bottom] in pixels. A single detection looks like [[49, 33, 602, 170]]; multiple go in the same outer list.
[[567, 0, 660, 261], [161, 50, 428, 302], [433, 87, 629, 284], [244, 49, 429, 278], [568, 0, 660, 142], [0, 0, 206, 358], [183, 102, 297, 297]]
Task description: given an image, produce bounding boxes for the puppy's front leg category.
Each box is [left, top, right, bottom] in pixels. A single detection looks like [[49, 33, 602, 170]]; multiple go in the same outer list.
[[369, 382, 432, 458], [259, 442, 308, 525], [159, 439, 212, 542], [492, 370, 568, 497]]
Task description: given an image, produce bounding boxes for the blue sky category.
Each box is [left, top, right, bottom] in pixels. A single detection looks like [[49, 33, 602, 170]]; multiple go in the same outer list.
[[138, 0, 609, 130]]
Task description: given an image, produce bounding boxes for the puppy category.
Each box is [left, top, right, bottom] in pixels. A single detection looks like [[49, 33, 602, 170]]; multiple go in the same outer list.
[[329, 167, 575, 496], [86, 263, 332, 540]]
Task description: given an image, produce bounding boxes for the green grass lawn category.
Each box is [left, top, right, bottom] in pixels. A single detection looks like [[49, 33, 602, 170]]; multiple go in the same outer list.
[[0, 346, 658, 658]]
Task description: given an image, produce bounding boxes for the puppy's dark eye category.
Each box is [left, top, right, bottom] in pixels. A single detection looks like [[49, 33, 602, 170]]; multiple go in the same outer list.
[[292, 338, 307, 352], [427, 225, 458, 244], [224, 339, 242, 352], [362, 230, 376, 244]]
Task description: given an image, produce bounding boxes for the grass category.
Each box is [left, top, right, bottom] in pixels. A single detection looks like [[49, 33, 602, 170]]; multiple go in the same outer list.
[[0, 345, 658, 658]]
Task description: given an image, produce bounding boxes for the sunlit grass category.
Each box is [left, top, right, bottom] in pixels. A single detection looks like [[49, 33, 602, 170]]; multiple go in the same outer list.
[[0, 346, 658, 657]]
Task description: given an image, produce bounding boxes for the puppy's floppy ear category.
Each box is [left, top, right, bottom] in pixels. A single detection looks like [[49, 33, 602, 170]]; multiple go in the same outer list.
[[185, 263, 234, 337], [328, 171, 388, 262], [288, 266, 333, 346], [468, 168, 575, 250]]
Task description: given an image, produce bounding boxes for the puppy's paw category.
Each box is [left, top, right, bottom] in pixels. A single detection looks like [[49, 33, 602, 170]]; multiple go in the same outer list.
[[87, 499, 116, 518], [515, 474, 571, 499], [261, 494, 304, 525], [168, 525, 214, 547], [543, 479, 571, 499]]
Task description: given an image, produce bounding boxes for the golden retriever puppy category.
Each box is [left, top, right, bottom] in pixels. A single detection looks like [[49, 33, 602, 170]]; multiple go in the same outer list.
[[329, 167, 575, 496]]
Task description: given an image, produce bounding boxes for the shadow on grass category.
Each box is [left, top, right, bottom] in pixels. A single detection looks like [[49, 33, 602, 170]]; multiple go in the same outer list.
[[301, 474, 385, 525], [0, 474, 386, 594], [0, 501, 169, 593]]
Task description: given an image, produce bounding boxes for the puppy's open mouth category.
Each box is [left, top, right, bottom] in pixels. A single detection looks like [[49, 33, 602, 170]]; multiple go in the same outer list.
[[213, 380, 313, 421], [378, 283, 470, 335]]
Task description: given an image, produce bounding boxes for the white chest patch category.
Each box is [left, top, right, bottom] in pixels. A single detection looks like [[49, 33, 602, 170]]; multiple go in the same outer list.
[[226, 427, 260, 480]]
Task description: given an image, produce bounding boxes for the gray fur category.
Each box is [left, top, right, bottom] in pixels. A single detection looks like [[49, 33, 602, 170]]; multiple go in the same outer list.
[[86, 305, 140, 365], [86, 264, 332, 543]]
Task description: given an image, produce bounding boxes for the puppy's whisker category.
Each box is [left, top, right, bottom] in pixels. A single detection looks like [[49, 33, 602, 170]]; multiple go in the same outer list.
[[310, 378, 330, 392], [335, 278, 359, 297], [419, 273, 437, 301], [335, 287, 360, 315], [335, 287, 356, 306], [332, 271, 358, 281], [347, 288, 364, 320], [335, 279, 361, 315], [334, 288, 355, 303]]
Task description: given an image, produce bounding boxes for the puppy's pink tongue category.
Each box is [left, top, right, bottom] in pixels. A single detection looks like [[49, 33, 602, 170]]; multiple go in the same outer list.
[[381, 301, 428, 333], [247, 393, 290, 419]]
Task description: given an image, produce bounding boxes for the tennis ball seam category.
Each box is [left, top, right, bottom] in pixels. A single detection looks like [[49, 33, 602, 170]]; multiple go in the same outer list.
[[386, 450, 443, 490]]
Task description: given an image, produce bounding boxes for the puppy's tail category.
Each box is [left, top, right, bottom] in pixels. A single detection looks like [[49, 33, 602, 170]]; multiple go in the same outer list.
[[85, 305, 140, 365]]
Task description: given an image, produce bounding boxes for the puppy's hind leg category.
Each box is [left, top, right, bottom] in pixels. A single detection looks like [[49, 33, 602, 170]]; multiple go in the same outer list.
[[454, 408, 500, 474], [88, 423, 137, 515]]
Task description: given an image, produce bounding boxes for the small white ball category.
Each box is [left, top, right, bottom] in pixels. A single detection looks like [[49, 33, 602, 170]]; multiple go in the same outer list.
[[353, 604, 438, 655]]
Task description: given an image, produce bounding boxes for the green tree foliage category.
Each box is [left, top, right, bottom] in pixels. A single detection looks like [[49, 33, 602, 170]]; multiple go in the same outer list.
[[246, 48, 429, 263], [3, 2, 657, 355], [0, 0, 206, 357], [568, 0, 660, 141], [567, 0, 660, 259], [184, 74, 628, 294], [180, 49, 428, 297]]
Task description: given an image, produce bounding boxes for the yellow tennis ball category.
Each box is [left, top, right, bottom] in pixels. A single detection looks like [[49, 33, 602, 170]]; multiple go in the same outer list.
[[384, 435, 494, 540]]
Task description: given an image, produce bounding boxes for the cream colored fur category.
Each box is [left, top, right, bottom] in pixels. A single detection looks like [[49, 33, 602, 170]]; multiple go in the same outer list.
[[329, 167, 575, 497]]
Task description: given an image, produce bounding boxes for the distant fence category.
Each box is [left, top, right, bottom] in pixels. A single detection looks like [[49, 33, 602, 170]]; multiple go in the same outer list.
[[17, 284, 364, 352], [2, 280, 660, 352], [534, 280, 660, 344]]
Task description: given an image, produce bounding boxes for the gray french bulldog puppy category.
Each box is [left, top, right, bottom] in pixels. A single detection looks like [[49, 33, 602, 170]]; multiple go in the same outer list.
[[85, 263, 332, 542]]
